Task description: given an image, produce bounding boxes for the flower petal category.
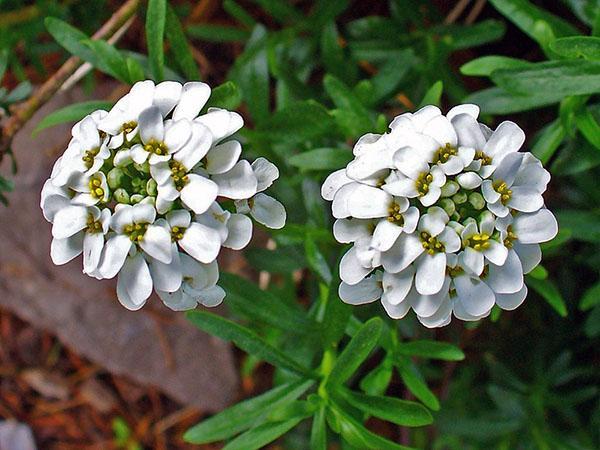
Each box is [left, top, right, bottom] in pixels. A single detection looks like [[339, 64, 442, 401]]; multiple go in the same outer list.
[[381, 233, 424, 273], [338, 276, 382, 305], [415, 252, 446, 295], [223, 213, 253, 250], [205, 140, 242, 175], [340, 247, 373, 285], [451, 113, 486, 149], [139, 106, 164, 143], [98, 234, 132, 279], [83, 232, 104, 274], [346, 185, 391, 219], [508, 187, 544, 213], [496, 285, 528, 311], [382, 265, 414, 305], [179, 222, 221, 263], [513, 242, 541, 274], [52, 205, 88, 239], [180, 175, 219, 214], [149, 243, 183, 292], [153, 80, 182, 116], [371, 220, 403, 251], [212, 160, 258, 200], [459, 246, 484, 275], [409, 276, 451, 317], [513, 209, 558, 244], [418, 206, 448, 236], [173, 82, 211, 121], [454, 274, 495, 317], [333, 219, 372, 243], [252, 157, 279, 192], [250, 193, 286, 229], [321, 168, 352, 201], [195, 108, 243, 143], [484, 121, 525, 160], [164, 119, 192, 153], [447, 104, 479, 121], [422, 115, 457, 147], [166, 209, 191, 228], [51, 234, 84, 265], [116, 253, 153, 310], [486, 249, 523, 294]]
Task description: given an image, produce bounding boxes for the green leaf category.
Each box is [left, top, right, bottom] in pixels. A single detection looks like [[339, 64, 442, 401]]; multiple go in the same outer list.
[[309, 0, 350, 28], [532, 120, 565, 164], [310, 406, 327, 450], [526, 276, 568, 317], [488, 0, 578, 46], [550, 36, 600, 60], [460, 56, 532, 77], [45, 17, 100, 67], [321, 22, 356, 84], [304, 236, 332, 283], [395, 357, 440, 411], [575, 108, 600, 150], [288, 148, 352, 171], [436, 20, 506, 50], [528, 265, 548, 280], [186, 311, 312, 376], [327, 317, 382, 386], [418, 80, 443, 108], [321, 254, 352, 349], [395, 340, 465, 361], [556, 210, 600, 243], [331, 406, 416, 450], [324, 74, 374, 137], [184, 379, 314, 444], [219, 272, 316, 332], [84, 39, 130, 83], [126, 57, 145, 83], [339, 389, 433, 427], [187, 24, 250, 42], [146, 0, 167, 81], [368, 49, 414, 104], [492, 61, 600, 98], [33, 101, 113, 136], [5, 81, 32, 103], [223, 417, 306, 450], [165, 5, 200, 80], [255, 100, 335, 144], [250, 0, 302, 24], [206, 81, 242, 110], [360, 359, 393, 396], [580, 282, 600, 311], [465, 87, 563, 115], [224, 0, 257, 28]]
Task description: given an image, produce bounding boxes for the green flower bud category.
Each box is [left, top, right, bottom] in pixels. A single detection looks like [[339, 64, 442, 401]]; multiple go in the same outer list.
[[113, 188, 130, 204], [439, 198, 456, 216], [130, 194, 144, 204], [107, 167, 125, 190], [441, 180, 459, 197], [146, 179, 158, 196], [468, 192, 485, 210], [453, 191, 468, 205], [134, 162, 150, 174]]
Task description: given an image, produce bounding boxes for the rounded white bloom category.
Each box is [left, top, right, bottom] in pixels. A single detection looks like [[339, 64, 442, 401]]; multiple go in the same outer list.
[[41, 80, 285, 311], [323, 104, 558, 327]]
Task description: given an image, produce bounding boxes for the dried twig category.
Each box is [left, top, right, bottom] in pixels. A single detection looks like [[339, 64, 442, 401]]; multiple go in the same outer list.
[[444, 0, 471, 24], [466, 0, 487, 24], [0, 0, 141, 162]]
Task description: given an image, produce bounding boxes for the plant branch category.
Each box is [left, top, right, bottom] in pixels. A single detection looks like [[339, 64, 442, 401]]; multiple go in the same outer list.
[[0, 0, 141, 162]]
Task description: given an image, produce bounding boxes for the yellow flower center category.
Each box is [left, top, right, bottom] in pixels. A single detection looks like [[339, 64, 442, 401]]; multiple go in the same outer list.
[[464, 233, 491, 251], [387, 202, 405, 226], [169, 160, 189, 191], [85, 214, 103, 234], [82, 147, 100, 169], [492, 179, 512, 205], [433, 143, 458, 164], [144, 139, 169, 156], [88, 176, 105, 200], [121, 121, 138, 134], [474, 150, 492, 165], [124, 223, 149, 242], [415, 172, 433, 196], [503, 226, 518, 249], [420, 231, 445, 255], [171, 226, 186, 242]]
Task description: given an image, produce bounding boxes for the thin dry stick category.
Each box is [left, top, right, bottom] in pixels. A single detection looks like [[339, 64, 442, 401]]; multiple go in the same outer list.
[[444, 0, 471, 24], [466, 0, 487, 24], [0, 0, 141, 161]]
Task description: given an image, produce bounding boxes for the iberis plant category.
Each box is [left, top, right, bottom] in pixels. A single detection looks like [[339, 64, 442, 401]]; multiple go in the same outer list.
[[41, 80, 285, 311], [322, 105, 557, 327]]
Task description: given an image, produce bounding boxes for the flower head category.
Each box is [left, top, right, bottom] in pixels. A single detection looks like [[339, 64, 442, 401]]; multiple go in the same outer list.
[[322, 104, 558, 327], [42, 80, 286, 311]]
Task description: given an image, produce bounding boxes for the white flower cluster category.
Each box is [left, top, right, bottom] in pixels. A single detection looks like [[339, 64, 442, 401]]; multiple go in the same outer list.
[[322, 105, 558, 328], [41, 80, 285, 311]]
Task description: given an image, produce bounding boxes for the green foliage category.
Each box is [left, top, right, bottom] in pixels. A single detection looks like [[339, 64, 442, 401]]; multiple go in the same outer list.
[[145, 0, 166, 81], [33, 100, 114, 135]]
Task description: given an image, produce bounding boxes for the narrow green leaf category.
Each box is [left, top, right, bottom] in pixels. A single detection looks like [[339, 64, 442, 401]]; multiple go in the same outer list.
[[328, 318, 382, 386], [219, 272, 316, 332], [436, 19, 505, 50], [332, 405, 417, 450], [146, 0, 167, 80], [488, 0, 578, 46], [45, 17, 100, 67], [460, 56, 532, 77], [339, 389, 433, 427], [418, 80, 443, 108], [369, 49, 413, 104], [223, 417, 305, 450], [526, 276, 568, 317], [304, 236, 332, 283], [84, 39, 130, 83], [5, 81, 32, 103], [395, 357, 440, 411], [309, 0, 350, 28], [126, 57, 145, 83], [205, 81, 242, 110], [33, 101, 113, 136], [321, 252, 352, 349], [492, 61, 600, 98], [184, 379, 313, 444], [250, 0, 302, 24], [187, 24, 250, 42], [580, 282, 600, 311], [321, 22, 356, 84], [288, 148, 352, 171], [532, 120, 565, 164], [360, 359, 393, 396], [465, 87, 563, 115], [395, 340, 465, 361], [575, 108, 600, 150], [186, 311, 312, 376], [528, 265, 548, 280], [224, 0, 257, 28], [310, 406, 327, 450], [324, 74, 374, 137], [165, 5, 200, 80], [550, 36, 600, 60]]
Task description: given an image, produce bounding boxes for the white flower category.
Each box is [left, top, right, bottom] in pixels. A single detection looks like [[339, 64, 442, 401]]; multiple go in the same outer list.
[[42, 80, 285, 311], [324, 104, 558, 327]]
